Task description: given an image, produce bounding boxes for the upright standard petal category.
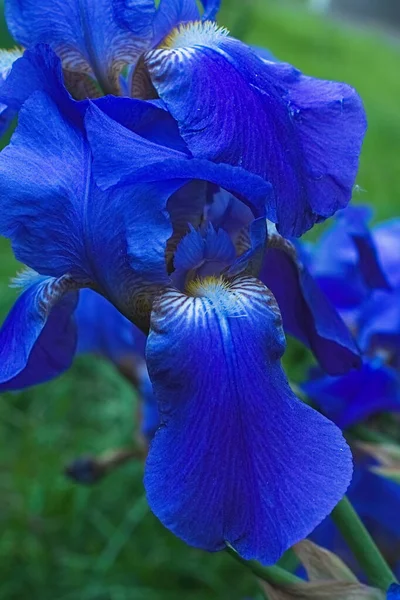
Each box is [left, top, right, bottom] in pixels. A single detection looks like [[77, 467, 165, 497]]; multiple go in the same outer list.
[[0, 272, 78, 390], [261, 232, 361, 375], [145, 276, 352, 563], [144, 27, 366, 236], [5, 0, 154, 94], [0, 90, 182, 331]]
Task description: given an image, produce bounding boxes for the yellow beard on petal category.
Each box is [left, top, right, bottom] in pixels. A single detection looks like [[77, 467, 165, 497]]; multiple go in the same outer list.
[[162, 20, 229, 50]]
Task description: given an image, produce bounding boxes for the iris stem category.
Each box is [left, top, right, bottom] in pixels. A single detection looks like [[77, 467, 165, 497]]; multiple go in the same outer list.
[[226, 547, 302, 585], [331, 495, 398, 590]]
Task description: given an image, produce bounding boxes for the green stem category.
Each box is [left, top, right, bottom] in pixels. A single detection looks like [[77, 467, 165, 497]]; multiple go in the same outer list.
[[278, 548, 300, 574], [226, 547, 302, 585], [331, 495, 397, 590]]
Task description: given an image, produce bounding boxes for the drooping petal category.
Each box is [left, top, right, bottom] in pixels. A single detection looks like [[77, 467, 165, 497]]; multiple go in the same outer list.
[[303, 360, 400, 428], [85, 99, 272, 214], [144, 27, 366, 236], [5, 0, 154, 94], [145, 275, 352, 564], [260, 232, 360, 375], [0, 272, 78, 391]]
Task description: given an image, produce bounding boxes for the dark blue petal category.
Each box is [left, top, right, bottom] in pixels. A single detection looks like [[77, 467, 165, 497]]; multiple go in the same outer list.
[[145, 276, 352, 563], [5, 0, 154, 94], [145, 31, 366, 236], [76, 289, 145, 364], [86, 100, 272, 216], [303, 360, 400, 428], [260, 233, 361, 375], [0, 273, 78, 391]]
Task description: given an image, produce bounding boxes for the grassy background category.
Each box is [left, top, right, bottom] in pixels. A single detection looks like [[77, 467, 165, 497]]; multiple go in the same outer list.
[[0, 1, 400, 598]]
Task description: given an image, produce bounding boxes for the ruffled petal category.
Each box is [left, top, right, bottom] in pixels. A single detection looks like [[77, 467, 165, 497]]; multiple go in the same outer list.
[[5, 0, 154, 94], [0, 272, 78, 390], [261, 233, 361, 375], [303, 360, 400, 428], [85, 99, 272, 216], [145, 276, 352, 563], [144, 30, 366, 236]]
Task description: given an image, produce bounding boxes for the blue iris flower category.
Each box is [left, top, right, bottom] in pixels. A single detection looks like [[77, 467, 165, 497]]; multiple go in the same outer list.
[[0, 88, 354, 564], [1, 0, 366, 237], [303, 206, 400, 427]]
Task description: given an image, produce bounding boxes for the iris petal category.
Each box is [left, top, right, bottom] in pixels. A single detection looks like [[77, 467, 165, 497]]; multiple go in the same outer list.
[[0, 272, 78, 390], [145, 33, 366, 236], [0, 45, 80, 127], [86, 99, 272, 215], [0, 48, 23, 135], [152, 1, 200, 46], [0, 90, 182, 331], [5, 0, 154, 94], [309, 206, 390, 311], [303, 360, 400, 428], [260, 233, 361, 375], [145, 276, 352, 563]]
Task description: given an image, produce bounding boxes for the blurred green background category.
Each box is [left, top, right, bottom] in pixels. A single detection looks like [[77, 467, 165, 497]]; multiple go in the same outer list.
[[0, 0, 399, 598]]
